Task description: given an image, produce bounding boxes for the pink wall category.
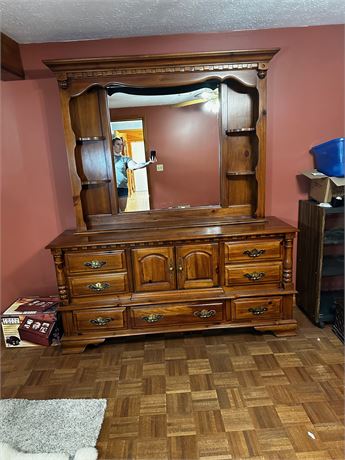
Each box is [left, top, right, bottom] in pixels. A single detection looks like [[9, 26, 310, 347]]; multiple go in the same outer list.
[[111, 105, 219, 209], [1, 25, 344, 310]]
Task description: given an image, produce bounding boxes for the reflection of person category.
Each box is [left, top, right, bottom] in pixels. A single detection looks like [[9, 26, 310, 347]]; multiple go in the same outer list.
[[113, 137, 156, 211]]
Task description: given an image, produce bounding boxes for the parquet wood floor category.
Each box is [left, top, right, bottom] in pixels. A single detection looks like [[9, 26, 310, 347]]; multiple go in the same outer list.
[[1, 308, 344, 460]]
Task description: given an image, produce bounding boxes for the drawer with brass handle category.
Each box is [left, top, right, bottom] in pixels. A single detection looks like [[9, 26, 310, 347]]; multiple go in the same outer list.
[[224, 239, 283, 263], [130, 302, 224, 328], [68, 273, 128, 297], [224, 261, 282, 288], [74, 307, 126, 332], [65, 250, 126, 274], [231, 297, 282, 321]]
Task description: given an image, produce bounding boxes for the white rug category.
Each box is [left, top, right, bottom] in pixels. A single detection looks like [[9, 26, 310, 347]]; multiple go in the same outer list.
[[0, 399, 107, 459]]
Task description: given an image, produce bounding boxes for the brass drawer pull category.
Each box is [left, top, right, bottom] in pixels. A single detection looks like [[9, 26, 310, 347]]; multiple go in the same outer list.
[[244, 271, 265, 281], [84, 260, 106, 269], [243, 249, 266, 258], [248, 307, 268, 315], [193, 309, 216, 319], [90, 317, 112, 326], [88, 282, 110, 291], [169, 263, 174, 272], [141, 314, 163, 323]]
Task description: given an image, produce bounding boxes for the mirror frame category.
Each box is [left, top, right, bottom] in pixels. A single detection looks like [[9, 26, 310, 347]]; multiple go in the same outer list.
[[44, 49, 279, 233]]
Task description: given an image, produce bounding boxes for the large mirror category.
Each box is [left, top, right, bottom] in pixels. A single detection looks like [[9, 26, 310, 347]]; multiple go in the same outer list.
[[107, 82, 221, 212]]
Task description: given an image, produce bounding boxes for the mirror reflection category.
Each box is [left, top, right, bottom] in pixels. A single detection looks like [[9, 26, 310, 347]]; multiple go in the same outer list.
[[108, 82, 221, 213]]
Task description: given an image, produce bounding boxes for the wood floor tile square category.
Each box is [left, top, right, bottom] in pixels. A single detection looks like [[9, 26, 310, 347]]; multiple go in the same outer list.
[[166, 359, 188, 377], [113, 396, 141, 417], [190, 374, 214, 391], [275, 353, 304, 367], [212, 372, 239, 388], [143, 375, 166, 395], [314, 423, 345, 443], [307, 365, 338, 382], [168, 435, 198, 460], [194, 409, 225, 434], [187, 359, 212, 375], [116, 380, 143, 396], [143, 349, 165, 364], [237, 370, 264, 387], [165, 347, 187, 360], [286, 424, 325, 452], [209, 354, 234, 373], [109, 416, 139, 438], [142, 362, 166, 376], [241, 386, 273, 407], [303, 402, 340, 424], [191, 390, 220, 411], [119, 360, 143, 380], [138, 414, 167, 438], [167, 392, 193, 415], [230, 355, 258, 371], [246, 343, 273, 355], [140, 394, 166, 415], [226, 430, 260, 458], [289, 383, 327, 403], [136, 438, 168, 460], [253, 354, 280, 371], [197, 433, 231, 459], [283, 367, 314, 384], [256, 427, 294, 452], [221, 408, 255, 431], [104, 438, 137, 460], [166, 375, 191, 393], [248, 406, 282, 429], [276, 404, 312, 425], [259, 368, 290, 386], [167, 415, 197, 437]]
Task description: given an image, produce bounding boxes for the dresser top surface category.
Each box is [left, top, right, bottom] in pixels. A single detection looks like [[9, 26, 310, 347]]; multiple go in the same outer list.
[[46, 216, 296, 250]]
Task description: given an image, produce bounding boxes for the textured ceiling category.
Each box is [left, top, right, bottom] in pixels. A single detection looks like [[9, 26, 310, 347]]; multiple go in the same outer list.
[[1, 0, 344, 44]]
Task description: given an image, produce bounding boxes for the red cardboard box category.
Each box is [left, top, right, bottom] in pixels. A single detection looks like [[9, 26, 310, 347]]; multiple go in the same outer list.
[[18, 315, 58, 346], [1, 297, 61, 348]]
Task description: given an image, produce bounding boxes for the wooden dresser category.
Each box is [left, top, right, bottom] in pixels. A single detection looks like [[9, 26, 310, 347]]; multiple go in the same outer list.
[[44, 49, 297, 353], [47, 217, 296, 353]]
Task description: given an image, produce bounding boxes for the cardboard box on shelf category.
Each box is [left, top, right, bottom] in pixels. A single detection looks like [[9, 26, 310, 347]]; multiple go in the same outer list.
[[301, 170, 345, 203], [1, 297, 61, 348]]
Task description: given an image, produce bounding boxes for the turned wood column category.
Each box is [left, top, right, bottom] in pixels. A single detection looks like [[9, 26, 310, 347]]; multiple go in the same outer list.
[[283, 233, 294, 289], [52, 248, 69, 305]]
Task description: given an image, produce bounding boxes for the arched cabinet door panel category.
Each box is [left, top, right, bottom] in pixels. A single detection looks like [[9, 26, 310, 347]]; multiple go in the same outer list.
[[176, 243, 219, 289], [132, 247, 176, 292]]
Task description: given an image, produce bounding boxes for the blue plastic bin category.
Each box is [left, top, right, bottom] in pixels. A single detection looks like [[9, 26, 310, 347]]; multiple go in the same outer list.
[[310, 138, 344, 177]]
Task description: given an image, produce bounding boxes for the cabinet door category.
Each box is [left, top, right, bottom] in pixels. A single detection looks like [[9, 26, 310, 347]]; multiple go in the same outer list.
[[132, 247, 176, 292], [176, 243, 219, 289]]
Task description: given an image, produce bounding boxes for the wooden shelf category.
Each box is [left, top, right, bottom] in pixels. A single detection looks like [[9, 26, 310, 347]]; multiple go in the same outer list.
[[76, 136, 105, 143], [225, 128, 256, 136], [81, 179, 111, 186], [226, 171, 255, 177]]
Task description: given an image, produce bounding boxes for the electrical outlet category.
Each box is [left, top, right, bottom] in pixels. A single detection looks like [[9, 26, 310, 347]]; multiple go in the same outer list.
[[156, 164, 164, 172]]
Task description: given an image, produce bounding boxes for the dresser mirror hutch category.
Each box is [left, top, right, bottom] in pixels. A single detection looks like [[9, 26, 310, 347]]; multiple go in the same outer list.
[[45, 49, 297, 353]]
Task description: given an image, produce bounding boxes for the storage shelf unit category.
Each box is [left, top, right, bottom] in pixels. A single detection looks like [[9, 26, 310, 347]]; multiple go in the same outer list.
[[296, 200, 344, 327]]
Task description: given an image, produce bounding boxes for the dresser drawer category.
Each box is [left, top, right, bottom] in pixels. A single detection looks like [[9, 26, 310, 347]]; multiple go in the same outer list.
[[130, 302, 224, 328], [224, 239, 283, 263], [231, 297, 282, 321], [74, 307, 126, 332], [68, 273, 128, 297], [224, 261, 282, 287], [65, 250, 126, 274]]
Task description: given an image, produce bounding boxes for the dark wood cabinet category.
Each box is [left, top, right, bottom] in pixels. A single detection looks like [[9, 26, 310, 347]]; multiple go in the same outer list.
[[296, 200, 344, 326], [44, 50, 298, 353]]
